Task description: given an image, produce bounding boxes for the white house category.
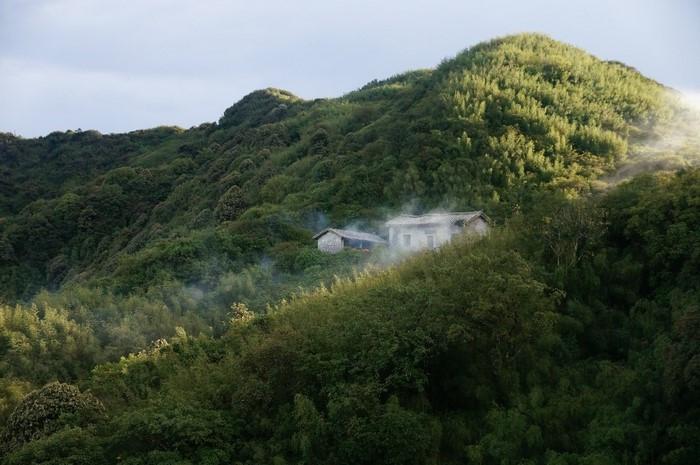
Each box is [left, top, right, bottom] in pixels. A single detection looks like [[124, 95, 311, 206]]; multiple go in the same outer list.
[[313, 228, 387, 254], [385, 211, 489, 252]]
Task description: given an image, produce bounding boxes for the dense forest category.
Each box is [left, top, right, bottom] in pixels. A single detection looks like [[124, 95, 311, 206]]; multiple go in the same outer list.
[[1, 34, 699, 464]]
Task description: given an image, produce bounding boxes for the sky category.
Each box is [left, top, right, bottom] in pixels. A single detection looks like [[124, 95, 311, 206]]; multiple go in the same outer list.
[[1, 0, 698, 137]]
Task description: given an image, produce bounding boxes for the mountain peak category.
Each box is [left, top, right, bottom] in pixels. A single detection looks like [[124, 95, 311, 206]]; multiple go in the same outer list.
[[218, 88, 301, 128]]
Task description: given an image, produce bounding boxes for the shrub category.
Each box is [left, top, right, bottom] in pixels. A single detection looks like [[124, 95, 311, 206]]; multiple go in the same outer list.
[[1, 382, 105, 454], [215, 185, 248, 222]]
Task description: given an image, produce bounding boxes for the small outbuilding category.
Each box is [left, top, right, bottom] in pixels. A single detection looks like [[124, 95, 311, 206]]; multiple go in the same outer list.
[[313, 228, 387, 254]]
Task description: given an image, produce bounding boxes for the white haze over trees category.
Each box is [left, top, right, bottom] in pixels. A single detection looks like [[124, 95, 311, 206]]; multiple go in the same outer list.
[[599, 90, 700, 186]]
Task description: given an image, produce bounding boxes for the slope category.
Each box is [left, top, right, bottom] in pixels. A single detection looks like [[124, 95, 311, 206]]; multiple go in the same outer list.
[[3, 168, 700, 464], [0, 34, 685, 303]]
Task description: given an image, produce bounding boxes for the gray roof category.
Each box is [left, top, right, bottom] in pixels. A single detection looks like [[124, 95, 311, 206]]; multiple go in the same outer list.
[[385, 211, 487, 227], [312, 228, 387, 243]]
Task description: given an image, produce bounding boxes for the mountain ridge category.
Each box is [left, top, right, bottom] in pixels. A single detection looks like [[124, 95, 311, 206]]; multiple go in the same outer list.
[[0, 33, 690, 302]]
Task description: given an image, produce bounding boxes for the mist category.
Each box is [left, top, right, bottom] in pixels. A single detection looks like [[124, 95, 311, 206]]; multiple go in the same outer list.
[[599, 90, 700, 186]]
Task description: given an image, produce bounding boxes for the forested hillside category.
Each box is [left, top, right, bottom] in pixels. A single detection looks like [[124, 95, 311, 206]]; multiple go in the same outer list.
[[1, 34, 699, 464], [2, 34, 689, 301]]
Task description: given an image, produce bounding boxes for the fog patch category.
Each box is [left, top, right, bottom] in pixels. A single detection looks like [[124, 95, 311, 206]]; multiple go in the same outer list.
[[600, 89, 700, 187], [304, 210, 330, 232]]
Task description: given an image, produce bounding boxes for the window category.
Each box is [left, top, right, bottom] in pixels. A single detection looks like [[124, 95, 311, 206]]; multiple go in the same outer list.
[[403, 234, 411, 247], [426, 235, 435, 249]]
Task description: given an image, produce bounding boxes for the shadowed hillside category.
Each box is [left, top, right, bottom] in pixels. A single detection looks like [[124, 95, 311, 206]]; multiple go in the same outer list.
[[2, 168, 700, 464]]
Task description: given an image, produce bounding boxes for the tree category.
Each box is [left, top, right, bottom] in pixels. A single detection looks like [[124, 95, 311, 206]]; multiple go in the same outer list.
[[536, 197, 605, 276], [215, 185, 247, 222], [1, 382, 105, 455]]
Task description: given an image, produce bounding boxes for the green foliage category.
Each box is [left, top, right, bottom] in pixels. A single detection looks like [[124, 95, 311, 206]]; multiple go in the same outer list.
[[3, 427, 105, 465], [1, 382, 104, 455], [1, 168, 700, 463], [1, 34, 700, 464], [0, 304, 99, 386], [218, 88, 300, 129], [215, 185, 248, 222], [0, 33, 685, 301]]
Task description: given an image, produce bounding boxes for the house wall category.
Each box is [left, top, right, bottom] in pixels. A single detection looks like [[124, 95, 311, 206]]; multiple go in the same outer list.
[[389, 224, 452, 251], [317, 232, 343, 253], [388, 218, 489, 252], [469, 217, 489, 235]]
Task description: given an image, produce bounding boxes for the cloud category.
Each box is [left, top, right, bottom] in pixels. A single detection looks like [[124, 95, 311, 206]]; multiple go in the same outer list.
[[597, 88, 700, 186], [680, 90, 700, 111]]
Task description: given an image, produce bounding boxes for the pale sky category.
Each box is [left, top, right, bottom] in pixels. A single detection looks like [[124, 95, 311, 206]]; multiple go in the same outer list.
[[1, 0, 698, 137]]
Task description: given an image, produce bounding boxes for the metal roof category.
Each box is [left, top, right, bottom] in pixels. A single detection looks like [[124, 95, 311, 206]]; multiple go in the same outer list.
[[385, 211, 486, 227], [312, 228, 387, 243]]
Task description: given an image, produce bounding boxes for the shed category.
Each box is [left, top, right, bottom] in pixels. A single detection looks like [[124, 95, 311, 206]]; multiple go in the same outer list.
[[313, 228, 387, 254]]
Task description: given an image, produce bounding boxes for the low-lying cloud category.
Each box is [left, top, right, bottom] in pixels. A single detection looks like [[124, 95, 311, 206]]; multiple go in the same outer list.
[[599, 89, 700, 186]]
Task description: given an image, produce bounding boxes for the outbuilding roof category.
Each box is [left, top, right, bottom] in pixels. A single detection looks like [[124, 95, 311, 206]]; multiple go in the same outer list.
[[312, 228, 387, 243], [385, 211, 488, 227]]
